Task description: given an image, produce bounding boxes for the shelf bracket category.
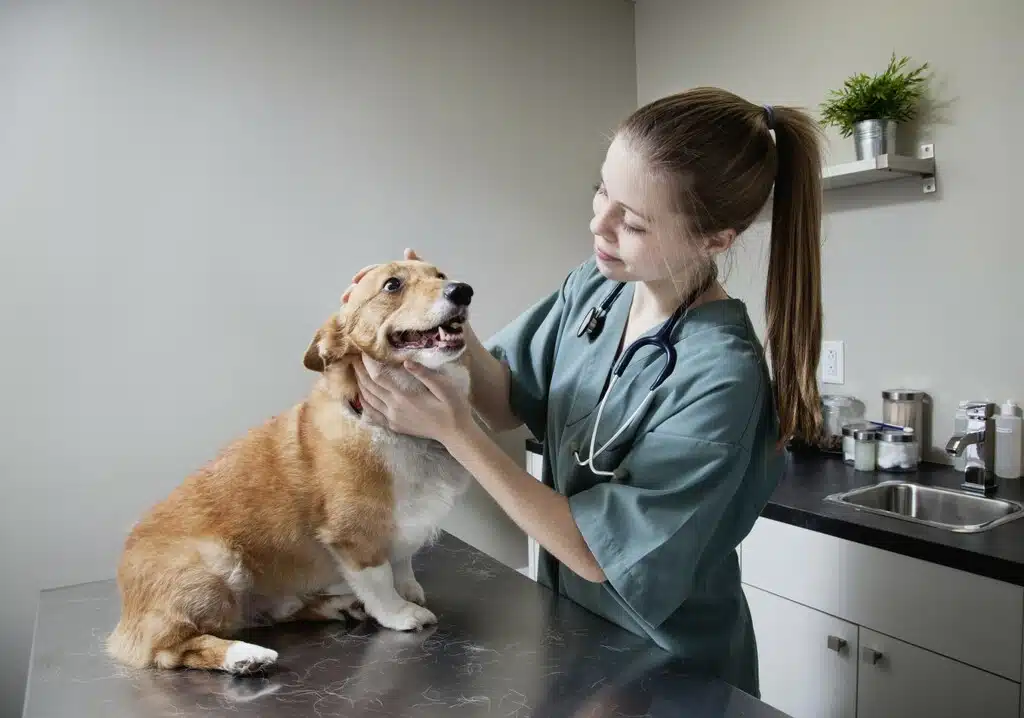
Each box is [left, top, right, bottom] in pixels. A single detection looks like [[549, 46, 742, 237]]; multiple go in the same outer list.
[[919, 143, 936, 194]]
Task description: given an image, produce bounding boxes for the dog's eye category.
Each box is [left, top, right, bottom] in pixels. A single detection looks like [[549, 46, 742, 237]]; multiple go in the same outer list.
[[382, 277, 403, 293], [436, 272, 447, 280]]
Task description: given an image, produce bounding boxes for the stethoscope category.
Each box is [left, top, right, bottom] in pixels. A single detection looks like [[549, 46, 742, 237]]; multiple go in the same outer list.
[[573, 281, 688, 477]]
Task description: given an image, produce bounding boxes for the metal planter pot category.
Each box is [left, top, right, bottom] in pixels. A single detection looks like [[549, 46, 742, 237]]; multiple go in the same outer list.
[[853, 119, 897, 160]]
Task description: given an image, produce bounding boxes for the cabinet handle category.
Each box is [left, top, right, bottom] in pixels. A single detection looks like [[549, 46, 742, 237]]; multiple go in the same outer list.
[[826, 635, 847, 652], [861, 647, 883, 665]]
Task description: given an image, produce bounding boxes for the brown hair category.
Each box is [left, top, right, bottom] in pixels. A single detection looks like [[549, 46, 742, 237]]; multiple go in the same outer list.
[[618, 87, 824, 446]]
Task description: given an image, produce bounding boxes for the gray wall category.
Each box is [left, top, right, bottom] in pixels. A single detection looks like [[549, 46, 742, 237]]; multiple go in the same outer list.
[[0, 0, 637, 712], [636, 0, 1023, 460]]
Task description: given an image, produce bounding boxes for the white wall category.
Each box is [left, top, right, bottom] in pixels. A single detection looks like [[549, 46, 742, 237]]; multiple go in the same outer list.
[[0, 0, 637, 711], [635, 0, 1023, 461]]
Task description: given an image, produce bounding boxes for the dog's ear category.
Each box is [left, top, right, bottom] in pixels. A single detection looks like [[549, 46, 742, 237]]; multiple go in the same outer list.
[[303, 314, 353, 372]]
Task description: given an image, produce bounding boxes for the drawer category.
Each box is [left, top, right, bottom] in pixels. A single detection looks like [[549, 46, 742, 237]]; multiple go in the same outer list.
[[741, 517, 1024, 681], [857, 628, 1020, 718]]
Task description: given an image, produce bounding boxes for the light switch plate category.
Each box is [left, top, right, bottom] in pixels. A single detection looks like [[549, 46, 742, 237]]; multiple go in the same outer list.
[[822, 340, 844, 384]]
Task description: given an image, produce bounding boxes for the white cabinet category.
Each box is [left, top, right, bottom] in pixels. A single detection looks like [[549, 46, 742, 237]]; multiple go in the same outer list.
[[742, 517, 1023, 718], [744, 584, 858, 718], [857, 628, 1020, 718], [523, 448, 543, 581], [742, 517, 1023, 681]]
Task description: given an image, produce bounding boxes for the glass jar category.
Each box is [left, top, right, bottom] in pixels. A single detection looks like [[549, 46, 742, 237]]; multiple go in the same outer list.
[[842, 421, 877, 465], [852, 428, 878, 472], [821, 395, 864, 453], [876, 428, 920, 472], [881, 389, 925, 438]]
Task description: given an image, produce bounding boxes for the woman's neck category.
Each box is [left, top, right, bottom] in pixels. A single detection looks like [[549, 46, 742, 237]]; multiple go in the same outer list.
[[618, 276, 727, 352], [632, 275, 727, 322]]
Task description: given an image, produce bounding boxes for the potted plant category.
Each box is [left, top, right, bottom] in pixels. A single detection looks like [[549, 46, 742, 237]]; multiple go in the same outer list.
[[820, 53, 929, 160]]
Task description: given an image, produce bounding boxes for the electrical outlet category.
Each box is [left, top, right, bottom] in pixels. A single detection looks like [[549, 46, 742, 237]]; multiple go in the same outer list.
[[822, 340, 844, 384]]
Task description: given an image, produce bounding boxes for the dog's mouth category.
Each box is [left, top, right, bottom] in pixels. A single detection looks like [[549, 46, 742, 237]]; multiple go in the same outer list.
[[388, 316, 466, 352]]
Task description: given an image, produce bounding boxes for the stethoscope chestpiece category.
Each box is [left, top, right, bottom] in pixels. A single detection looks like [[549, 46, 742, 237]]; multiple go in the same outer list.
[[578, 281, 626, 341], [577, 307, 605, 339]]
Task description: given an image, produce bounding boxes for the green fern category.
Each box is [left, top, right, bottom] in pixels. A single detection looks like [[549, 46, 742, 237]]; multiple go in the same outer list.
[[820, 53, 929, 137]]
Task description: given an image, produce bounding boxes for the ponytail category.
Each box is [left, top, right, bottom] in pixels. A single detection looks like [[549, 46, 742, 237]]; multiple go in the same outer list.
[[618, 88, 825, 446], [765, 108, 824, 445]]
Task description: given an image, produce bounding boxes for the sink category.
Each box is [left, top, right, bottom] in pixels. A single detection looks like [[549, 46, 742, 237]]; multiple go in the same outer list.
[[823, 480, 1024, 533]]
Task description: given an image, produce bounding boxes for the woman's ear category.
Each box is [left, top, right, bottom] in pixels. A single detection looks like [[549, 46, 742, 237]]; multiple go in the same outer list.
[[705, 228, 737, 255], [303, 314, 353, 372]]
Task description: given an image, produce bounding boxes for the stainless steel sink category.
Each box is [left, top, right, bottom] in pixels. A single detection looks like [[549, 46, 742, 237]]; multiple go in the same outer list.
[[823, 480, 1024, 533]]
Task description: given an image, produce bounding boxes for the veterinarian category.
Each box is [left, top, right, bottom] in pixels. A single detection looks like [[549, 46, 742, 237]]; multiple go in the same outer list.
[[351, 86, 825, 699]]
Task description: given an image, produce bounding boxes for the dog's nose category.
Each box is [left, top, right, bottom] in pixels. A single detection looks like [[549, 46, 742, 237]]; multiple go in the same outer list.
[[443, 281, 474, 307]]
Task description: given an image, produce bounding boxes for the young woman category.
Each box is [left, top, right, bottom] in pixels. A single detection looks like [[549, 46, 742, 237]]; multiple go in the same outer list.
[[350, 86, 825, 697]]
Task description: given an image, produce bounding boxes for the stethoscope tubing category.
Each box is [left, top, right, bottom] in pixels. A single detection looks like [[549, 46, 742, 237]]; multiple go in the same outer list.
[[573, 281, 687, 475]]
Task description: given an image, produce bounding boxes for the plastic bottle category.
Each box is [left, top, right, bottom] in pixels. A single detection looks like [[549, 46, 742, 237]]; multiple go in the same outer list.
[[994, 400, 1022, 480], [953, 400, 969, 472]]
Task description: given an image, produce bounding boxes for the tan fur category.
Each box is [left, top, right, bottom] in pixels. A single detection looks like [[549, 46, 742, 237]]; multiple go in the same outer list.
[[107, 260, 471, 673]]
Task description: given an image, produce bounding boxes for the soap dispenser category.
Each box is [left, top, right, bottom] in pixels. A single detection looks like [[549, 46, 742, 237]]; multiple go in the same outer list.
[[995, 400, 1022, 479]]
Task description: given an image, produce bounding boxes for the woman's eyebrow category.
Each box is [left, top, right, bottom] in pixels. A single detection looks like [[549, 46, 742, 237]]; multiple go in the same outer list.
[[599, 169, 652, 222]]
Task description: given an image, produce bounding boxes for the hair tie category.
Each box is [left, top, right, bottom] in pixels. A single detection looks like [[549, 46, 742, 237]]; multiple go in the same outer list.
[[763, 105, 775, 131]]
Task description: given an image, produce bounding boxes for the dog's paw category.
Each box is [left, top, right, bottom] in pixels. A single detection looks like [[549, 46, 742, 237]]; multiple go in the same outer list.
[[375, 601, 437, 632], [222, 642, 278, 675], [396, 578, 426, 605], [318, 594, 367, 622]]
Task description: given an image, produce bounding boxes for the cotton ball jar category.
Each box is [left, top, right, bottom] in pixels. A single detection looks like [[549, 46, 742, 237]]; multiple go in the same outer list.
[[876, 428, 920, 472]]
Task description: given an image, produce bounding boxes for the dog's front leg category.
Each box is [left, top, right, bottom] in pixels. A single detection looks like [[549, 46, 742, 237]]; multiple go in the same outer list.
[[337, 558, 436, 631], [391, 555, 426, 606], [318, 534, 435, 631]]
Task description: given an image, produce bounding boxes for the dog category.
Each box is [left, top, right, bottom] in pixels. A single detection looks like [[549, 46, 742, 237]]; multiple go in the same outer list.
[[106, 259, 475, 674]]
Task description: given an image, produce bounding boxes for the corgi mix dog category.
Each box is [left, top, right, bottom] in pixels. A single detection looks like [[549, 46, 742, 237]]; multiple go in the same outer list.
[[106, 259, 475, 674]]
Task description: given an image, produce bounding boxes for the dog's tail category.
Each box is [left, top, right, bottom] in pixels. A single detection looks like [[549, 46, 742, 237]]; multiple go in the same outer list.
[[105, 617, 152, 668]]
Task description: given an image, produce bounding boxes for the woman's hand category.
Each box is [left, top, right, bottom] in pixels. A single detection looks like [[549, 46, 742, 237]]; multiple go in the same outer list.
[[353, 357, 474, 446]]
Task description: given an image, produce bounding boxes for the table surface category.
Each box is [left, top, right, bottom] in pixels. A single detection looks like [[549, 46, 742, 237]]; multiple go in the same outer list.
[[22, 532, 788, 718]]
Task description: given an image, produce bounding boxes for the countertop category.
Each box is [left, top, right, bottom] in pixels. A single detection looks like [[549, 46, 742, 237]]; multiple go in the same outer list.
[[526, 439, 1024, 586], [22, 532, 789, 718]]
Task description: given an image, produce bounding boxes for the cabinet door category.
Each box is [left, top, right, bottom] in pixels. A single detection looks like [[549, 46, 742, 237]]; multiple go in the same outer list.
[[857, 628, 1020, 718], [744, 584, 858, 718]]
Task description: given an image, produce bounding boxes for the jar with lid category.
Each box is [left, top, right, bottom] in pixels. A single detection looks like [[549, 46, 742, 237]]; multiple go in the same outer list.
[[821, 395, 864, 453], [852, 427, 879, 472], [881, 389, 925, 438], [842, 421, 876, 465], [876, 428, 920, 472]]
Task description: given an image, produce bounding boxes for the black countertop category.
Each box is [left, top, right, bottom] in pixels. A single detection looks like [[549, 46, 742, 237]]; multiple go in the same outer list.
[[22, 532, 789, 718], [526, 439, 1024, 586]]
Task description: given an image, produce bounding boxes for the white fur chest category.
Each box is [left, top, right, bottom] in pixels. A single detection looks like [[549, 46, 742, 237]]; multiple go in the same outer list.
[[382, 436, 471, 560], [368, 361, 473, 560]]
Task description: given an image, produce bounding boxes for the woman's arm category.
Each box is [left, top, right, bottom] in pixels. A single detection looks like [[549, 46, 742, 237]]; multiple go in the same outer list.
[[463, 325, 522, 434], [353, 358, 605, 584], [443, 418, 606, 583]]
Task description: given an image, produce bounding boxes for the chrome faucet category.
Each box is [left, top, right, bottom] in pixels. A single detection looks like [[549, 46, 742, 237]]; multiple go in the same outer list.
[[945, 402, 998, 495]]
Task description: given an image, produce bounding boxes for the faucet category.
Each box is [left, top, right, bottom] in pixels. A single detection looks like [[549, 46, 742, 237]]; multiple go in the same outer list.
[[945, 402, 998, 495]]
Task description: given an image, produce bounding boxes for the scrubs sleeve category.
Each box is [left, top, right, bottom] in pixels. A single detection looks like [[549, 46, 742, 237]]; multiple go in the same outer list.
[[483, 267, 580, 442], [568, 406, 757, 630]]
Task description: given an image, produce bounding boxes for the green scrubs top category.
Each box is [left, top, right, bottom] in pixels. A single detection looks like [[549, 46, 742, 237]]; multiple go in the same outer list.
[[485, 257, 785, 698]]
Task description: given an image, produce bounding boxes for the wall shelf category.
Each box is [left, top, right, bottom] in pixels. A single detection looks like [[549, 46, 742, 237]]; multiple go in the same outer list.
[[822, 144, 936, 193]]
